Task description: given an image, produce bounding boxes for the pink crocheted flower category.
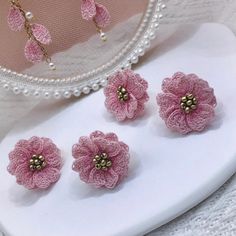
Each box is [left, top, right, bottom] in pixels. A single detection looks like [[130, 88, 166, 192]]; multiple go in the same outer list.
[[157, 72, 217, 134], [72, 131, 130, 189], [104, 69, 149, 121], [7, 136, 62, 190]]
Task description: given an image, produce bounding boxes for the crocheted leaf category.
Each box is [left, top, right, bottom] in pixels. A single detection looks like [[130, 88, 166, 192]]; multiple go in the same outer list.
[[31, 23, 52, 45], [24, 39, 43, 63], [7, 6, 25, 31], [81, 0, 96, 20], [94, 3, 111, 28]]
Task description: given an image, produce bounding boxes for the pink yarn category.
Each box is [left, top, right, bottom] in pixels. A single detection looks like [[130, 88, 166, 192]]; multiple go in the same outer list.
[[7, 6, 25, 31], [104, 69, 149, 121], [7, 136, 62, 190], [72, 131, 130, 189], [81, 0, 111, 28], [31, 23, 52, 45], [156, 72, 217, 134]]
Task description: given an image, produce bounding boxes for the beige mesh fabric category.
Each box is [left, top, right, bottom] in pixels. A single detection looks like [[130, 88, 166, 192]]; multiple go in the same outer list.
[[0, 0, 148, 73]]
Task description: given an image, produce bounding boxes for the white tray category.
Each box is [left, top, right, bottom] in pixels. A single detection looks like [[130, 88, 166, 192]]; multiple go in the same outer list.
[[1, 23, 236, 236]]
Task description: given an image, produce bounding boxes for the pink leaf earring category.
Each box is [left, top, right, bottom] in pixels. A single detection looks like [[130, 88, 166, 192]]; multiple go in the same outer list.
[[81, 0, 111, 41], [104, 69, 150, 121], [7, 0, 55, 70], [72, 131, 130, 189], [156, 72, 217, 134], [7, 136, 62, 190]]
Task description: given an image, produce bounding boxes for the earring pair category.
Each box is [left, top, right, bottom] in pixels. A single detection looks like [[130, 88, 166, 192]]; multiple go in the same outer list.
[[7, 0, 110, 67], [7, 131, 130, 190], [104, 70, 217, 135]]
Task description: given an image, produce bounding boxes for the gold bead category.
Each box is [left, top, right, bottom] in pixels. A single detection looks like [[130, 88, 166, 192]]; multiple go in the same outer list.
[[36, 165, 42, 170], [123, 94, 129, 101], [95, 164, 101, 170], [102, 166, 108, 171], [29, 164, 34, 170], [187, 94, 193, 99], [102, 153, 108, 159], [106, 161, 112, 167], [101, 160, 106, 166], [29, 159, 34, 164], [191, 105, 197, 110], [118, 86, 122, 90], [186, 100, 193, 106], [93, 158, 97, 163], [181, 96, 187, 103], [38, 155, 44, 161], [121, 87, 126, 93], [185, 107, 190, 113], [180, 102, 186, 109], [34, 159, 39, 164], [95, 155, 101, 160], [42, 161, 46, 167], [193, 98, 197, 104], [32, 154, 37, 159]]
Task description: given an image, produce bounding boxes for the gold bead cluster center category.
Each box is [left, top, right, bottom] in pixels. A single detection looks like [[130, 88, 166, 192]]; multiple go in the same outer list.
[[93, 153, 112, 171], [29, 154, 47, 171], [117, 86, 129, 102], [180, 93, 198, 114]]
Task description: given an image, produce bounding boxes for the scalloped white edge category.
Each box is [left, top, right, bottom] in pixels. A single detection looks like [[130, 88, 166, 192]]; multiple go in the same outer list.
[[0, 0, 165, 99]]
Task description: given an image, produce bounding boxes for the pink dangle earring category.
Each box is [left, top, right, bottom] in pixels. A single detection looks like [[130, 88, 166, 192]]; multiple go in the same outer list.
[[81, 0, 111, 42], [7, 0, 55, 70]]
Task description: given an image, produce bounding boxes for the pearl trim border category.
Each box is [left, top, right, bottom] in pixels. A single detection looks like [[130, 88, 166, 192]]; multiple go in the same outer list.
[[0, 0, 165, 99]]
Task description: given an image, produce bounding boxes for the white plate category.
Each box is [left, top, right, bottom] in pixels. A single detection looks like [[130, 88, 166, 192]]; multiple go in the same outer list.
[[1, 23, 236, 236]]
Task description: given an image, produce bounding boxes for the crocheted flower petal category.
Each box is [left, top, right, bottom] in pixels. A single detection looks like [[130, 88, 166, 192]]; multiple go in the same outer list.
[[126, 72, 148, 99], [104, 84, 118, 97], [105, 94, 126, 121], [28, 136, 44, 155], [31, 23, 52, 45], [166, 109, 192, 134], [72, 137, 98, 159], [119, 141, 129, 152], [125, 94, 138, 119], [90, 130, 105, 139], [14, 164, 35, 189], [33, 167, 60, 189], [41, 138, 59, 156], [15, 139, 32, 152], [186, 104, 215, 132], [88, 168, 119, 188], [45, 153, 62, 168], [191, 76, 217, 107], [94, 3, 111, 28], [81, 0, 96, 20], [8, 6, 25, 31], [9, 147, 31, 163], [105, 133, 119, 142], [108, 71, 127, 88], [162, 72, 195, 97], [72, 158, 94, 182], [157, 93, 179, 119], [93, 138, 121, 157], [24, 39, 44, 63]]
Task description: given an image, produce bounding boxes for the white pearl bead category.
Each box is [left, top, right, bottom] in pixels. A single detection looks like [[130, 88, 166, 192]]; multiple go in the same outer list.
[[13, 87, 20, 94], [82, 87, 90, 95], [63, 91, 71, 99], [100, 32, 107, 42], [44, 92, 50, 99], [100, 79, 107, 87], [3, 84, 9, 91], [73, 89, 81, 97], [54, 92, 61, 99], [49, 62, 56, 71], [25, 12, 33, 20], [23, 89, 30, 96], [92, 83, 99, 91]]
